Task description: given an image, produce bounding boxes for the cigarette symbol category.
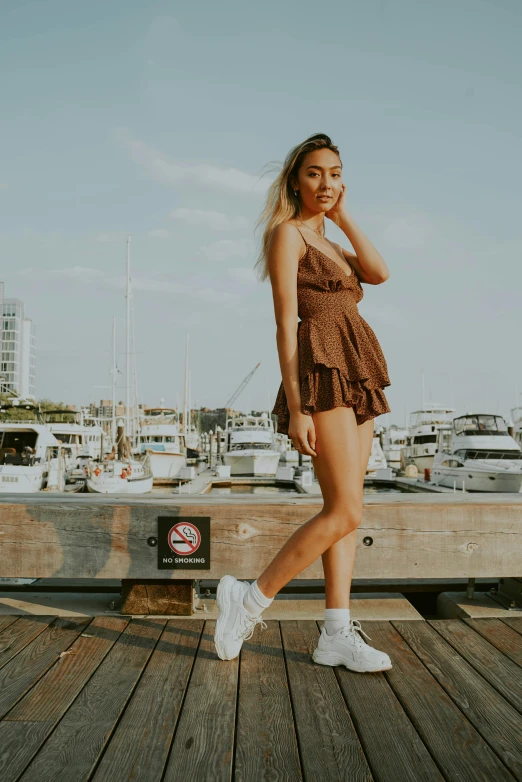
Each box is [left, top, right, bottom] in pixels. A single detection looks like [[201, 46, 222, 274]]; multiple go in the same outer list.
[[182, 526, 197, 546]]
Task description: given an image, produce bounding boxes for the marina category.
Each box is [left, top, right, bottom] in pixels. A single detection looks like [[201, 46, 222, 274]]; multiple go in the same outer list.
[[2, 2, 521, 779]]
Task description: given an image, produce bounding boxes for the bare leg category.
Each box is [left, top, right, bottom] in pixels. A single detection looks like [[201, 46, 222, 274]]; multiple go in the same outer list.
[[319, 417, 374, 608], [256, 406, 365, 599]]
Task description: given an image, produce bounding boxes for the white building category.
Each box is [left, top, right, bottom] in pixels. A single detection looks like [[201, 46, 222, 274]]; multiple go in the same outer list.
[[0, 283, 36, 399]]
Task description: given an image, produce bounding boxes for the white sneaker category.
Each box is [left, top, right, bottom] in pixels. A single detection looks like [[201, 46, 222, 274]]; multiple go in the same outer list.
[[312, 619, 392, 672], [214, 575, 267, 660]]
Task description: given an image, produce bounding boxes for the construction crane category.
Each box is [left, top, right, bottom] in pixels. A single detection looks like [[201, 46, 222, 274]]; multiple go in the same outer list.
[[224, 363, 261, 409]]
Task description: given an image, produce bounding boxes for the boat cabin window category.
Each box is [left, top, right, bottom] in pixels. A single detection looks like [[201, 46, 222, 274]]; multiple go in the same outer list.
[[142, 436, 177, 443], [230, 442, 273, 451], [454, 415, 508, 436], [455, 448, 522, 461], [0, 431, 38, 453], [413, 434, 437, 444], [0, 431, 39, 464]]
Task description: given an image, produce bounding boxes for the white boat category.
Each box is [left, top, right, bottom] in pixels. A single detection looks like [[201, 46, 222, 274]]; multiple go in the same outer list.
[[431, 412, 522, 492], [366, 433, 387, 474], [0, 419, 66, 493], [223, 412, 281, 476], [86, 452, 153, 493], [402, 405, 455, 473], [138, 407, 187, 484], [381, 424, 408, 472], [511, 406, 522, 449], [42, 408, 106, 458]]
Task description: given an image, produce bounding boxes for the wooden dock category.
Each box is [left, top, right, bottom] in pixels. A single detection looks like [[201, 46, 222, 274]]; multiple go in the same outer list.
[[0, 614, 521, 781]]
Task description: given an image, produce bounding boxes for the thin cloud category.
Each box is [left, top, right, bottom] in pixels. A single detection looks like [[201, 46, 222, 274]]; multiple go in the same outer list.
[[113, 128, 270, 194], [170, 208, 249, 230], [15, 265, 239, 302]]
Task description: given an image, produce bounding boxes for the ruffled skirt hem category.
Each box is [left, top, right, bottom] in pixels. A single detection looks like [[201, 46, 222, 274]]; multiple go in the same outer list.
[[271, 363, 391, 436]]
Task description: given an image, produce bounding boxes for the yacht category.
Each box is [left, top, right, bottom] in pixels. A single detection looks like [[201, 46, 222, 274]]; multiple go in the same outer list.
[[138, 407, 187, 484], [0, 417, 68, 493], [402, 405, 455, 473], [41, 408, 106, 459], [223, 412, 281, 476], [381, 424, 408, 472], [431, 412, 522, 492]]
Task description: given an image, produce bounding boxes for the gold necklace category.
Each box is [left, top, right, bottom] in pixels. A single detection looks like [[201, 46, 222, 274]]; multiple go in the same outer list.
[[298, 218, 324, 239]]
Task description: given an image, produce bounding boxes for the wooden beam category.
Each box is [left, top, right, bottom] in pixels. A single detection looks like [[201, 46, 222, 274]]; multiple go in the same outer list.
[[0, 497, 521, 580]]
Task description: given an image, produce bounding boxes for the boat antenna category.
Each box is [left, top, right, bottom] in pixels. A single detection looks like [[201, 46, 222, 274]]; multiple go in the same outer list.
[[112, 315, 117, 445], [125, 235, 131, 439]]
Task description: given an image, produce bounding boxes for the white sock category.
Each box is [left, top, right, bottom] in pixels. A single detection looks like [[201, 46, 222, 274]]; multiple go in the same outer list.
[[243, 580, 274, 617], [324, 608, 351, 636]]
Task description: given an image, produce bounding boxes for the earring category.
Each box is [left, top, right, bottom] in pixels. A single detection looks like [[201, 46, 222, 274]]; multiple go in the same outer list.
[[294, 190, 298, 196]]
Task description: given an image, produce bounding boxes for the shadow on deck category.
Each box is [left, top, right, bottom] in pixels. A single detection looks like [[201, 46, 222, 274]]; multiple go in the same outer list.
[[0, 615, 521, 781]]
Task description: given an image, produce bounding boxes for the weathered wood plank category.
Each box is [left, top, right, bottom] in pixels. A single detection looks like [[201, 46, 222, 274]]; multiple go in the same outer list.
[[429, 619, 522, 711], [0, 616, 91, 718], [393, 620, 522, 778], [0, 616, 19, 633], [0, 616, 55, 670], [235, 621, 302, 782], [367, 621, 513, 781], [0, 498, 521, 579], [464, 618, 522, 667], [162, 619, 238, 782], [320, 619, 443, 782], [18, 617, 166, 782], [280, 620, 371, 781], [92, 619, 204, 782], [501, 617, 522, 636], [0, 616, 128, 782]]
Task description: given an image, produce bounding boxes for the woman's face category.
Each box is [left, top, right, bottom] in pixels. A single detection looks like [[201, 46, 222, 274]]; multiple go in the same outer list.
[[294, 147, 343, 214]]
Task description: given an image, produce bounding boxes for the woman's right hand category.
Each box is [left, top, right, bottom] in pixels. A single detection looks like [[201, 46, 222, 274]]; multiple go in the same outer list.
[[288, 412, 318, 457]]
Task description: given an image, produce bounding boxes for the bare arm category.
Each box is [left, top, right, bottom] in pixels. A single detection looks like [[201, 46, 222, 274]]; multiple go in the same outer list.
[[267, 223, 317, 456], [335, 211, 389, 285]]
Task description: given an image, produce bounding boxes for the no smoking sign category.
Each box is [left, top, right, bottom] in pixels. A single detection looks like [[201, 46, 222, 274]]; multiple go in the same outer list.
[[157, 516, 210, 570]]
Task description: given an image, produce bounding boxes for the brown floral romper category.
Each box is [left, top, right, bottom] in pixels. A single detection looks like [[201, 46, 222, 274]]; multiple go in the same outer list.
[[271, 226, 391, 435]]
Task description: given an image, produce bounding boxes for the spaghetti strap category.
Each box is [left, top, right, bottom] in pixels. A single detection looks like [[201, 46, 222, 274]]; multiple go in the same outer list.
[[294, 224, 308, 250]]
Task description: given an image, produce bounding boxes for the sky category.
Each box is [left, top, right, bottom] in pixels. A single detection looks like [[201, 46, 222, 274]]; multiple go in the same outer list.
[[1, 0, 521, 428]]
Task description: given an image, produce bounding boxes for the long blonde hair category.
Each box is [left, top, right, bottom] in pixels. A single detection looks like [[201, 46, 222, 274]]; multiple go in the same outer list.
[[253, 133, 342, 282]]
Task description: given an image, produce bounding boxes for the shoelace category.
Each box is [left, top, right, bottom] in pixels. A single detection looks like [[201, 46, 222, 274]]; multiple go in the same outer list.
[[238, 613, 268, 641], [338, 619, 372, 648]]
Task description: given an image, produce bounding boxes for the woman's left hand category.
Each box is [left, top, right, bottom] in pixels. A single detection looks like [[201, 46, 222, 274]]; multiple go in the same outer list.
[[325, 183, 347, 223]]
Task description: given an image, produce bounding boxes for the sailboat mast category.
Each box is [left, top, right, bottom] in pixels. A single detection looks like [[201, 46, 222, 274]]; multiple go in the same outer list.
[[125, 235, 131, 438], [112, 315, 116, 445], [183, 329, 189, 436], [188, 367, 192, 435]]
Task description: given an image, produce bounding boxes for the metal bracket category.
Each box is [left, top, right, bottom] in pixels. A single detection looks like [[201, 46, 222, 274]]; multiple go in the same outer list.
[[488, 578, 522, 611]]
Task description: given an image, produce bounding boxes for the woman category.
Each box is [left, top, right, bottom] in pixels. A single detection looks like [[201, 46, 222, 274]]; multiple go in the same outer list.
[[214, 133, 392, 672]]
